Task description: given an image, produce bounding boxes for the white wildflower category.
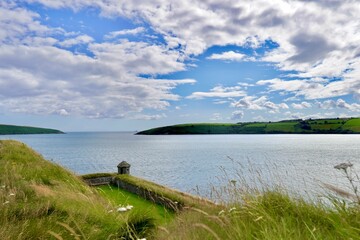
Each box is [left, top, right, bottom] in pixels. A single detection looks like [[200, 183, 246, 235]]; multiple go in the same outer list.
[[3, 201, 9, 205], [229, 207, 236, 213], [137, 238, 146, 240], [126, 205, 133, 210], [218, 210, 225, 215], [117, 207, 128, 212], [9, 193, 15, 196]]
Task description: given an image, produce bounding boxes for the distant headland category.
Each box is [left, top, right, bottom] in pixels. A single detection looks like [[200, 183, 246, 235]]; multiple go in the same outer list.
[[136, 117, 360, 135], [0, 124, 64, 135]]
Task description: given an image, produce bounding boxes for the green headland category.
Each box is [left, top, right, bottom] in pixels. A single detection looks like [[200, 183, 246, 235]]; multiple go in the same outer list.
[[1, 140, 360, 239], [137, 117, 360, 135], [0, 124, 63, 135]]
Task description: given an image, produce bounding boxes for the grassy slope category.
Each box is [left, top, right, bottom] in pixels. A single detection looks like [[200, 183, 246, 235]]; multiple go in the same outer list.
[[110, 175, 360, 239], [0, 124, 63, 135], [0, 140, 154, 239], [137, 117, 360, 135], [159, 191, 360, 240]]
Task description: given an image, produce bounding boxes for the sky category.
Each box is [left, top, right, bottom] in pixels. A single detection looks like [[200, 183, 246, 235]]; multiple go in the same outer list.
[[0, 0, 359, 132]]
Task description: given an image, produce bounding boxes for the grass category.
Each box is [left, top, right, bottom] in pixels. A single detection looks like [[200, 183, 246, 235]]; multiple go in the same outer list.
[[81, 172, 115, 179], [96, 184, 175, 225], [0, 140, 155, 239], [343, 118, 360, 131], [0, 124, 63, 135], [137, 117, 360, 134], [156, 178, 360, 240], [265, 122, 297, 133], [160, 191, 360, 239], [114, 174, 217, 211]]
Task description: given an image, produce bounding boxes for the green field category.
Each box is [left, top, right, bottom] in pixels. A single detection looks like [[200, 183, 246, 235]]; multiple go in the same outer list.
[[137, 117, 360, 135], [0, 124, 63, 135]]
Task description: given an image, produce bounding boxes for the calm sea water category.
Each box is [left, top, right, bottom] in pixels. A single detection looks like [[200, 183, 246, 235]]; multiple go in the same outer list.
[[1, 132, 359, 198]]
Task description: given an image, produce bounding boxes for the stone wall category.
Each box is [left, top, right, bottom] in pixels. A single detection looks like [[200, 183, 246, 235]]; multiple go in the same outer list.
[[113, 178, 183, 212], [83, 176, 183, 212], [84, 176, 113, 186]]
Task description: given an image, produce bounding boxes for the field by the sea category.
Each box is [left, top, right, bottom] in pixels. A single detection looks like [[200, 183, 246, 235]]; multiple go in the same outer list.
[[137, 118, 360, 135], [1, 132, 359, 199]]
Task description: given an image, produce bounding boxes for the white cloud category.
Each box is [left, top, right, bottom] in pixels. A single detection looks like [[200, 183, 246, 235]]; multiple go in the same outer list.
[[210, 113, 223, 121], [213, 100, 229, 105], [104, 27, 145, 39], [231, 96, 289, 113], [132, 113, 167, 120], [89, 40, 186, 75], [231, 96, 266, 110], [284, 110, 341, 120], [0, 2, 57, 43], [187, 85, 246, 99], [25, 1, 360, 69], [316, 99, 360, 112], [2, 1, 359, 120], [59, 35, 94, 47], [231, 110, 244, 120], [257, 77, 359, 100], [291, 101, 312, 109], [0, 3, 195, 119], [207, 51, 252, 62], [57, 109, 69, 116]]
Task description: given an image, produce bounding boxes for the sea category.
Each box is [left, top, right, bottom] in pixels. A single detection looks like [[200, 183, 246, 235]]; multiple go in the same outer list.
[[1, 132, 359, 200]]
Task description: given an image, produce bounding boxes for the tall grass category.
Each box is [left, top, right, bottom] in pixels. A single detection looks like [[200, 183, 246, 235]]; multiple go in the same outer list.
[[156, 161, 360, 239], [0, 140, 155, 239]]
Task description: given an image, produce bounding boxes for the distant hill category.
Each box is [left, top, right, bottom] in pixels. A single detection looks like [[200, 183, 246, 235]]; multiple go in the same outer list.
[[137, 117, 360, 135], [0, 124, 63, 135]]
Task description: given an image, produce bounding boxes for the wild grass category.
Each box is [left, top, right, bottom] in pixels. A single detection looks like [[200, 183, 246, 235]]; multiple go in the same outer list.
[[0, 140, 155, 239], [158, 190, 360, 239], [155, 161, 360, 240]]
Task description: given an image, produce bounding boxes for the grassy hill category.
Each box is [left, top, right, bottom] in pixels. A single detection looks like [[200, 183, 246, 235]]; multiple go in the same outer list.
[[137, 117, 360, 135], [0, 140, 156, 239], [0, 124, 63, 135]]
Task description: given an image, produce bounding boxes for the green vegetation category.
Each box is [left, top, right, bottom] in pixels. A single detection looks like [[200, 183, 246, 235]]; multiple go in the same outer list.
[[159, 190, 360, 240], [137, 117, 360, 135], [96, 185, 175, 225], [81, 172, 115, 179], [2, 140, 360, 239], [158, 161, 360, 240], [0, 140, 155, 239], [114, 174, 216, 210], [0, 124, 63, 135]]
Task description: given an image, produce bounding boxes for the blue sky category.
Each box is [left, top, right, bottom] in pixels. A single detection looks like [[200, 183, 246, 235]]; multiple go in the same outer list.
[[0, 0, 359, 131]]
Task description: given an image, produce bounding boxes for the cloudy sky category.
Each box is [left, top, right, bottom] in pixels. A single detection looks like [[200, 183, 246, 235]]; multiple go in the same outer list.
[[0, 0, 359, 131]]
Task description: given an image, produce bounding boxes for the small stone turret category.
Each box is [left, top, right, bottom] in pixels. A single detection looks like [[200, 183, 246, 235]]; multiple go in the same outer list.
[[117, 161, 131, 174]]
